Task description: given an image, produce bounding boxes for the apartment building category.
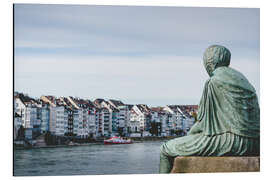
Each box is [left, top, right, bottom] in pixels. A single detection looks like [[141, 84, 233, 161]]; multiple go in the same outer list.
[[14, 94, 38, 129], [87, 105, 96, 138], [118, 105, 129, 136], [163, 105, 198, 135], [14, 92, 198, 139], [65, 97, 97, 138], [132, 104, 151, 132], [178, 105, 198, 132], [37, 100, 50, 133], [58, 97, 74, 136], [94, 99, 113, 136], [129, 108, 140, 133], [66, 97, 86, 138], [40, 96, 68, 136]]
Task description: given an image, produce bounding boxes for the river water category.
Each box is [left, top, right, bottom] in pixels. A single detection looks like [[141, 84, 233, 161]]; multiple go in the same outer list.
[[14, 140, 165, 176]]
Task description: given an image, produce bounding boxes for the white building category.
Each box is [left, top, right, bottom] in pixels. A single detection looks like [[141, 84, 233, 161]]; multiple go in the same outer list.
[[94, 99, 113, 137], [178, 105, 198, 132], [93, 107, 111, 137], [108, 100, 133, 136], [150, 107, 170, 136], [163, 106, 181, 130], [163, 105, 198, 135], [35, 100, 50, 133], [67, 97, 87, 138], [45, 105, 68, 136], [87, 107, 96, 137], [129, 109, 140, 133], [159, 113, 170, 136], [101, 108, 111, 136], [132, 104, 151, 133], [14, 94, 38, 129], [99, 100, 117, 135], [118, 105, 129, 135], [59, 97, 74, 136], [55, 105, 68, 136], [40, 96, 68, 136], [15, 93, 198, 138], [95, 108, 102, 137], [65, 97, 98, 138], [14, 112, 22, 140], [108, 100, 126, 134]]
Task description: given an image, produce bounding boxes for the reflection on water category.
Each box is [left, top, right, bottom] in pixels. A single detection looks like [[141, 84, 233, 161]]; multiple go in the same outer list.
[[14, 141, 165, 176]]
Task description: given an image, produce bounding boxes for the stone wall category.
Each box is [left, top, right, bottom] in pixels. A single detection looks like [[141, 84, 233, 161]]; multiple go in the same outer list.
[[171, 156, 260, 173]]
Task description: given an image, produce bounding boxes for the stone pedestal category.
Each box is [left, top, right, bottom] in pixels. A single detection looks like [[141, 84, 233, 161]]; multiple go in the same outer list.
[[171, 156, 260, 173]]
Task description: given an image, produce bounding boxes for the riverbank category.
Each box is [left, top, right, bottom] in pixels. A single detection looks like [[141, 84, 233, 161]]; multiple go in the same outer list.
[[14, 142, 102, 150], [14, 136, 178, 150], [130, 136, 177, 142]]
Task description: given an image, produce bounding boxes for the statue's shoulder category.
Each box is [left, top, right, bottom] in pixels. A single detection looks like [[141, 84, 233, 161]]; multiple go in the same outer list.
[[211, 67, 256, 93], [212, 67, 245, 82]]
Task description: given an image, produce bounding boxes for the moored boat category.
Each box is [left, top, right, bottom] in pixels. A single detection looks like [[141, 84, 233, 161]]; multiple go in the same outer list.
[[104, 136, 132, 144]]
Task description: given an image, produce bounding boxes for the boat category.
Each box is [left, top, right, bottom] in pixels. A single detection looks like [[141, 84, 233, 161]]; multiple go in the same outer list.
[[104, 136, 132, 144]]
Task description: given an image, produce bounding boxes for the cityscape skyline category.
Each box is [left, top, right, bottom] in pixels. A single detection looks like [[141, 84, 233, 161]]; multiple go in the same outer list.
[[14, 91, 198, 139], [14, 4, 260, 106], [14, 91, 199, 107]]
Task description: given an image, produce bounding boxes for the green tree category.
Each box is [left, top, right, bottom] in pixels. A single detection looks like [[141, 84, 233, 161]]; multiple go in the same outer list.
[[16, 125, 25, 140]]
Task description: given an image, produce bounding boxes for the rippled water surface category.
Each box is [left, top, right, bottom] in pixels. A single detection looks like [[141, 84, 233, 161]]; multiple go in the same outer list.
[[14, 141, 165, 176]]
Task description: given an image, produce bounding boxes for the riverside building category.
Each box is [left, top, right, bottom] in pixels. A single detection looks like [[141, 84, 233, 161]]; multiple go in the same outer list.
[[15, 92, 198, 139]]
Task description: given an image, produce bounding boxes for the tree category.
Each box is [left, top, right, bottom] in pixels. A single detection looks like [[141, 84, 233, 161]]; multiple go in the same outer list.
[[16, 125, 25, 140], [191, 111, 198, 122], [175, 129, 184, 136], [117, 127, 124, 137], [44, 131, 55, 145], [149, 122, 161, 136]]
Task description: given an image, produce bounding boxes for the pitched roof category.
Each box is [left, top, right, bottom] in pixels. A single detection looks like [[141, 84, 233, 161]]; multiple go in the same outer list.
[[151, 107, 163, 112], [126, 104, 134, 110], [66, 97, 95, 109], [16, 94, 41, 108], [107, 103, 120, 112], [16, 93, 37, 105], [178, 105, 198, 118], [136, 104, 151, 113], [108, 99, 124, 107], [93, 98, 106, 107]]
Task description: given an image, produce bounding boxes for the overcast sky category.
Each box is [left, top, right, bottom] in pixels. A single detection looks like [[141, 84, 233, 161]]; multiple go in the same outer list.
[[14, 4, 260, 106]]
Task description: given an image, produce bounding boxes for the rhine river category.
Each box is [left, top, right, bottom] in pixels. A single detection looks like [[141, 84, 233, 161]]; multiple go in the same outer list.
[[14, 140, 166, 176]]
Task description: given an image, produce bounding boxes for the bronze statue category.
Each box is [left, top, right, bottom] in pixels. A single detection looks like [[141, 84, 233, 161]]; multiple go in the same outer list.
[[159, 45, 260, 173]]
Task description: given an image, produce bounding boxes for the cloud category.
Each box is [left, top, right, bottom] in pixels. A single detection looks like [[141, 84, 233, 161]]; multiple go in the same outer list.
[[14, 54, 259, 106], [13, 4, 260, 106], [14, 5, 259, 57]]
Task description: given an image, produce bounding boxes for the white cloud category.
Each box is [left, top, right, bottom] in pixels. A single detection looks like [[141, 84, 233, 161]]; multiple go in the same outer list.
[[14, 5, 259, 56], [14, 54, 259, 106], [13, 4, 260, 105]]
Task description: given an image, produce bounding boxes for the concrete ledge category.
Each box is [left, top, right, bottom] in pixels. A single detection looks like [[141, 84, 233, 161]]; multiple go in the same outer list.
[[171, 156, 260, 173]]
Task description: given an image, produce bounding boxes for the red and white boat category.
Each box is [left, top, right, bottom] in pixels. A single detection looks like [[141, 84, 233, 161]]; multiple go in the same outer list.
[[104, 136, 132, 145]]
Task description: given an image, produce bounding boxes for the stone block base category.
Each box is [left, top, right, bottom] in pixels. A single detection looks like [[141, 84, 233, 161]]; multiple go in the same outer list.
[[171, 156, 260, 173]]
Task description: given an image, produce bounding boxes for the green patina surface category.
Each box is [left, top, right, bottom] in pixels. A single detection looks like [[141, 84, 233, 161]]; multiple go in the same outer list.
[[159, 45, 260, 173]]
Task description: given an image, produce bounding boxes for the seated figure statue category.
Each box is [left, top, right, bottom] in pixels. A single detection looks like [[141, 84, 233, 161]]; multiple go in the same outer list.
[[159, 45, 260, 173]]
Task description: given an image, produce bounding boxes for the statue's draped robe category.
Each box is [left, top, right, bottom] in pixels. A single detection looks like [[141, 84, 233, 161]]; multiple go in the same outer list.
[[196, 66, 259, 138], [159, 67, 260, 173]]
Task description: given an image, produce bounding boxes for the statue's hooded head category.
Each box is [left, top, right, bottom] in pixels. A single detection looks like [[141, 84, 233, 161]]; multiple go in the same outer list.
[[203, 45, 231, 77]]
